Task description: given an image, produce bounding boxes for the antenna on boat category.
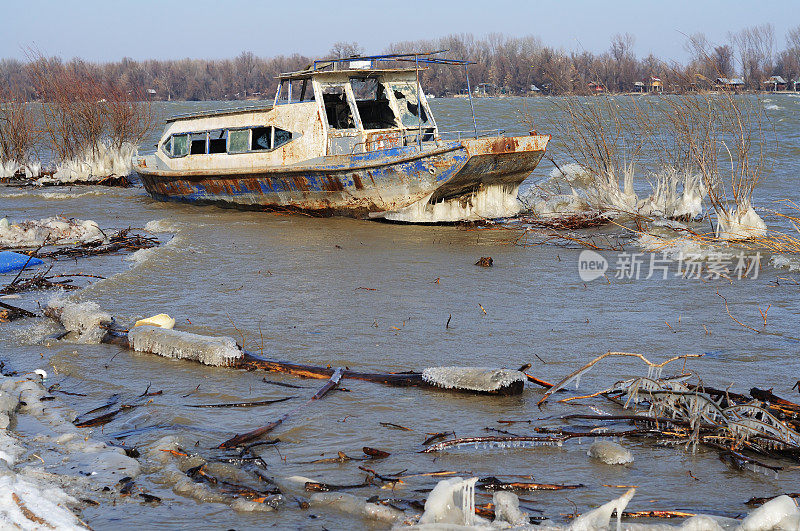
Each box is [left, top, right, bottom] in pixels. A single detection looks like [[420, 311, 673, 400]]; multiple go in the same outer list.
[[464, 64, 478, 138], [415, 53, 422, 151]]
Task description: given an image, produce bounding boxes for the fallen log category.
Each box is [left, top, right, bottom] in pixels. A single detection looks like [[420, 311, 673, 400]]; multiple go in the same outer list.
[[243, 353, 527, 395], [99, 327, 527, 395], [750, 388, 800, 414]]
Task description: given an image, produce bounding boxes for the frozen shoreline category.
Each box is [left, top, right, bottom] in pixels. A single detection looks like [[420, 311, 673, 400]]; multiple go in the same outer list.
[[0, 371, 140, 529]]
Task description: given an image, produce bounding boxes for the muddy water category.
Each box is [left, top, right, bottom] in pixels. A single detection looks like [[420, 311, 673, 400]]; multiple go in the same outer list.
[[1, 95, 800, 529]]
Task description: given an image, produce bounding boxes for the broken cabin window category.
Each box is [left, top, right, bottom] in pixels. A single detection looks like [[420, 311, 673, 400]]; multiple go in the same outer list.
[[350, 77, 396, 130], [227, 129, 250, 153], [299, 80, 315, 101], [251, 127, 272, 150], [172, 134, 188, 157], [273, 127, 292, 149], [276, 79, 312, 104], [390, 82, 429, 128], [160, 136, 172, 156], [208, 129, 228, 154], [321, 85, 356, 130], [189, 132, 208, 155]]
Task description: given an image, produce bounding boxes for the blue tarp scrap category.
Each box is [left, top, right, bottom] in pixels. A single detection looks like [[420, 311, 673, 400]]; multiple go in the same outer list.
[[0, 251, 45, 274]]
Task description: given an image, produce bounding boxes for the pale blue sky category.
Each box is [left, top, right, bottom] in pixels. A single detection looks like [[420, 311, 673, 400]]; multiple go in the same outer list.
[[1, 0, 797, 62]]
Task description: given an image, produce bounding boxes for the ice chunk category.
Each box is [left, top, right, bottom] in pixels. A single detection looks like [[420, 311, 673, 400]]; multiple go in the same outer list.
[[677, 515, 726, 530], [492, 491, 528, 527], [418, 477, 487, 526], [0, 160, 21, 179], [570, 487, 635, 531], [39, 141, 138, 184], [770, 254, 800, 272], [24, 161, 41, 179], [382, 184, 522, 223], [231, 496, 282, 512], [0, 216, 106, 248], [421, 367, 525, 392], [640, 169, 705, 220], [47, 298, 113, 344], [587, 440, 634, 465], [0, 475, 86, 530], [127, 325, 243, 366], [715, 203, 767, 241], [310, 492, 403, 523], [739, 495, 800, 531]]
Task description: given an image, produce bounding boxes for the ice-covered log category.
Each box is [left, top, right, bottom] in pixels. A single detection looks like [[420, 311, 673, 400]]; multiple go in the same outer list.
[[127, 325, 243, 367]]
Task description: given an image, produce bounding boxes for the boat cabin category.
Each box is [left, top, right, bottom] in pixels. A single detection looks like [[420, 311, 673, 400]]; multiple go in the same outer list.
[[153, 65, 439, 171]]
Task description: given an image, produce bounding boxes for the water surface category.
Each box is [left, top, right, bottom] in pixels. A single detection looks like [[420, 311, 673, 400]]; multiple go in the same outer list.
[[2, 95, 799, 529]]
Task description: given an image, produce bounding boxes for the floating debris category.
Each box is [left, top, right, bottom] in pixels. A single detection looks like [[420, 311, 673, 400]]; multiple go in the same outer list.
[[587, 440, 634, 465], [475, 256, 493, 267]]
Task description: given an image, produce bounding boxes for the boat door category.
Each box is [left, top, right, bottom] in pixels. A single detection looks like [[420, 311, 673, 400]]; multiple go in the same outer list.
[[317, 81, 363, 155]]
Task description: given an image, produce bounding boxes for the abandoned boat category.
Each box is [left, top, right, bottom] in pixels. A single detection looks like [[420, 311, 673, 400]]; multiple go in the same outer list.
[[135, 52, 550, 222]]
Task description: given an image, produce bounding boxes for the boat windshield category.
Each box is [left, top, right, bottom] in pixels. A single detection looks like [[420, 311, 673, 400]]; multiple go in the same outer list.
[[389, 81, 429, 128], [350, 77, 397, 130]]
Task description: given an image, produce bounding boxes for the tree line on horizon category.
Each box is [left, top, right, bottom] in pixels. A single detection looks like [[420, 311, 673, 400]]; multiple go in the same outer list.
[[1, 24, 799, 101]]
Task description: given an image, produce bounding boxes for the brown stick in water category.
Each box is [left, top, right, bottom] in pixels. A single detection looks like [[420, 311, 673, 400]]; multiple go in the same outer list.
[[217, 368, 343, 449]]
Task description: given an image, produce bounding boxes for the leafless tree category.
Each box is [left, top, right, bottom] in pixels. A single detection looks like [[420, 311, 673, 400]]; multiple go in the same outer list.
[[328, 42, 364, 59], [729, 24, 775, 88]]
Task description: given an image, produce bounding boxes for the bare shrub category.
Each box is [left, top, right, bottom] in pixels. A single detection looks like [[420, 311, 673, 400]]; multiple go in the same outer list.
[[27, 52, 153, 175], [0, 83, 38, 169]]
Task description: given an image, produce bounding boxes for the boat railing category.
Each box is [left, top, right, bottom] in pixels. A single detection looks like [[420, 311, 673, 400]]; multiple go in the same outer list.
[[438, 129, 506, 141]]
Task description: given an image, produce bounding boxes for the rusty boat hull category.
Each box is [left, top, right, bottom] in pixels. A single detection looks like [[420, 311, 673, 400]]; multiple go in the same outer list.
[[137, 135, 549, 219]]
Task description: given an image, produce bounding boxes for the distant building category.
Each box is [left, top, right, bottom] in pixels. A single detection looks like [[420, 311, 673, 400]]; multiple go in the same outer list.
[[475, 83, 496, 97], [647, 76, 663, 93], [588, 81, 605, 94], [633, 81, 645, 93], [715, 77, 745, 92], [763, 76, 787, 91]]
